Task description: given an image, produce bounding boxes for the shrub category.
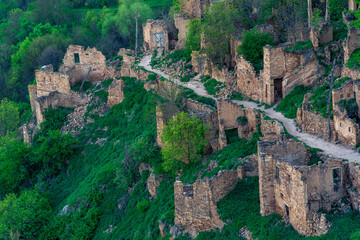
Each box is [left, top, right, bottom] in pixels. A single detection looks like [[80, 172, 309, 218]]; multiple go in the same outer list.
[[147, 73, 157, 83], [347, 48, 360, 70], [185, 18, 201, 52], [237, 116, 248, 125], [39, 107, 73, 133], [94, 90, 108, 102], [238, 30, 275, 73], [275, 85, 310, 119], [231, 92, 243, 100], [136, 199, 150, 212], [204, 78, 224, 96]]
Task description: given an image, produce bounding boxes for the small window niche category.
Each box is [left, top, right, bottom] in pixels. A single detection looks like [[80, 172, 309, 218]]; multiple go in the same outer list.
[[333, 168, 342, 191], [275, 166, 280, 182], [74, 53, 80, 63]]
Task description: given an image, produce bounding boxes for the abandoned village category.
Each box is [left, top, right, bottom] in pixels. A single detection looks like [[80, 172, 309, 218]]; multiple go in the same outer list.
[[8, 0, 360, 239]]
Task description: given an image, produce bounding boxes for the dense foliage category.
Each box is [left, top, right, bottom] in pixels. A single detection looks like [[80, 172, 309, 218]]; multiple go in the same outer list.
[[276, 85, 310, 119]]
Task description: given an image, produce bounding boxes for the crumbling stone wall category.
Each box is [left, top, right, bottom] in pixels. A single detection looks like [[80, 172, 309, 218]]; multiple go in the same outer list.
[[59, 45, 112, 85], [237, 154, 259, 179], [143, 20, 169, 53], [310, 22, 333, 49], [260, 116, 285, 141], [107, 79, 125, 108], [34, 91, 90, 125], [28, 85, 38, 111], [217, 99, 260, 149], [174, 170, 237, 237], [258, 140, 350, 236], [235, 55, 262, 101], [349, 0, 359, 12], [147, 173, 165, 198], [262, 44, 322, 105], [343, 27, 360, 65], [297, 93, 336, 140], [174, 14, 189, 50], [36, 66, 71, 97]]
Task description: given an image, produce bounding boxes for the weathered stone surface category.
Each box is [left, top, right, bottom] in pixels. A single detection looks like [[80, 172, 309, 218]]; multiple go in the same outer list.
[[147, 173, 165, 198], [28, 85, 37, 111], [174, 170, 237, 236], [260, 116, 285, 141], [108, 79, 125, 108], [174, 14, 189, 50], [139, 163, 153, 176], [36, 67, 71, 97], [310, 22, 333, 49]]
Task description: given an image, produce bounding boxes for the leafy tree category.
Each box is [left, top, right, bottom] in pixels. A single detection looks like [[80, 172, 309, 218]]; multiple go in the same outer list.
[[161, 111, 209, 173], [185, 18, 201, 52], [238, 30, 274, 73], [0, 135, 29, 197], [0, 189, 52, 239], [0, 98, 20, 137], [31, 130, 79, 177], [202, 1, 236, 68], [102, 0, 154, 50]]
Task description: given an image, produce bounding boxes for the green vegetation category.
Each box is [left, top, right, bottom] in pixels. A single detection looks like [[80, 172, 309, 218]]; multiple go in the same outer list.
[[204, 78, 225, 96], [161, 112, 209, 173], [307, 148, 324, 166], [276, 85, 310, 119], [231, 92, 244, 100], [180, 72, 197, 82], [238, 30, 275, 73], [309, 83, 332, 118], [179, 87, 216, 108], [185, 18, 201, 52], [102, 78, 114, 88], [0, 99, 20, 137], [338, 98, 360, 123], [285, 40, 313, 53], [346, 48, 360, 70], [94, 90, 109, 102]]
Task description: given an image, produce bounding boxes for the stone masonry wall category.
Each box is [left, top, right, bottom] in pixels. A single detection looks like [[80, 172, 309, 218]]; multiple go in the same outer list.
[[174, 14, 189, 50], [296, 93, 336, 140], [28, 85, 37, 111], [107, 79, 125, 108], [260, 116, 285, 141], [174, 170, 237, 237], [310, 23, 333, 49], [35, 69, 71, 97], [343, 27, 360, 65]]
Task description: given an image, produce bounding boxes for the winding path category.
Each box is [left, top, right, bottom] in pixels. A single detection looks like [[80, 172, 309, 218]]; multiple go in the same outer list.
[[139, 55, 360, 162]]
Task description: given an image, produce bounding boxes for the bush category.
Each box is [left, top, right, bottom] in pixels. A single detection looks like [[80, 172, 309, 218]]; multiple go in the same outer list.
[[238, 30, 275, 73], [94, 90, 108, 102], [275, 85, 310, 119], [204, 78, 224, 96], [347, 48, 360, 70], [309, 84, 331, 118], [136, 199, 150, 212], [101, 78, 114, 88], [185, 18, 201, 52], [39, 107, 73, 133]]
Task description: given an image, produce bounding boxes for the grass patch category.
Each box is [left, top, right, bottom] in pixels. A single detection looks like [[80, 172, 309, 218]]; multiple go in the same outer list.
[[275, 85, 310, 119], [309, 84, 332, 118], [102, 78, 114, 88], [231, 92, 244, 100], [284, 40, 313, 53], [347, 48, 360, 70], [179, 87, 216, 108]]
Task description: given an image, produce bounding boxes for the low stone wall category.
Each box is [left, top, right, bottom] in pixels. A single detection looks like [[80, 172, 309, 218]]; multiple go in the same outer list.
[[260, 116, 285, 141], [174, 170, 238, 237]]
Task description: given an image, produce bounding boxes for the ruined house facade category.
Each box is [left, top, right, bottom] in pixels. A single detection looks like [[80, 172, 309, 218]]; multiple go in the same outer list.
[[236, 43, 323, 105], [143, 20, 169, 53], [59, 45, 113, 85], [258, 139, 349, 236]]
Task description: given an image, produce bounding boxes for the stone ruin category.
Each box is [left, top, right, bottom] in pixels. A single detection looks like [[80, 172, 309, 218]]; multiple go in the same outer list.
[[310, 22, 333, 49], [174, 170, 238, 238], [156, 97, 261, 152], [143, 20, 169, 53], [217, 98, 260, 149], [258, 138, 360, 236], [59, 45, 113, 85], [234, 43, 323, 105], [342, 27, 360, 77], [297, 78, 360, 147]]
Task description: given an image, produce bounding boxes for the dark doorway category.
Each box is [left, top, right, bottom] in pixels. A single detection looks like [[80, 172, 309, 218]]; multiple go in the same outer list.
[[285, 204, 290, 218], [333, 168, 342, 191], [274, 78, 283, 102]]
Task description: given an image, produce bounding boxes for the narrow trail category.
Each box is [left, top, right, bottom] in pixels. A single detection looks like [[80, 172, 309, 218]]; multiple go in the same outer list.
[[139, 55, 360, 162]]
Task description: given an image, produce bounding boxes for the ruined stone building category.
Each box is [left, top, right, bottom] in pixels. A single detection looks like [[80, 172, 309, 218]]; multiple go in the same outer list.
[[235, 43, 323, 105], [258, 139, 360, 236], [143, 20, 169, 53], [59, 45, 113, 85], [174, 170, 238, 238]]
